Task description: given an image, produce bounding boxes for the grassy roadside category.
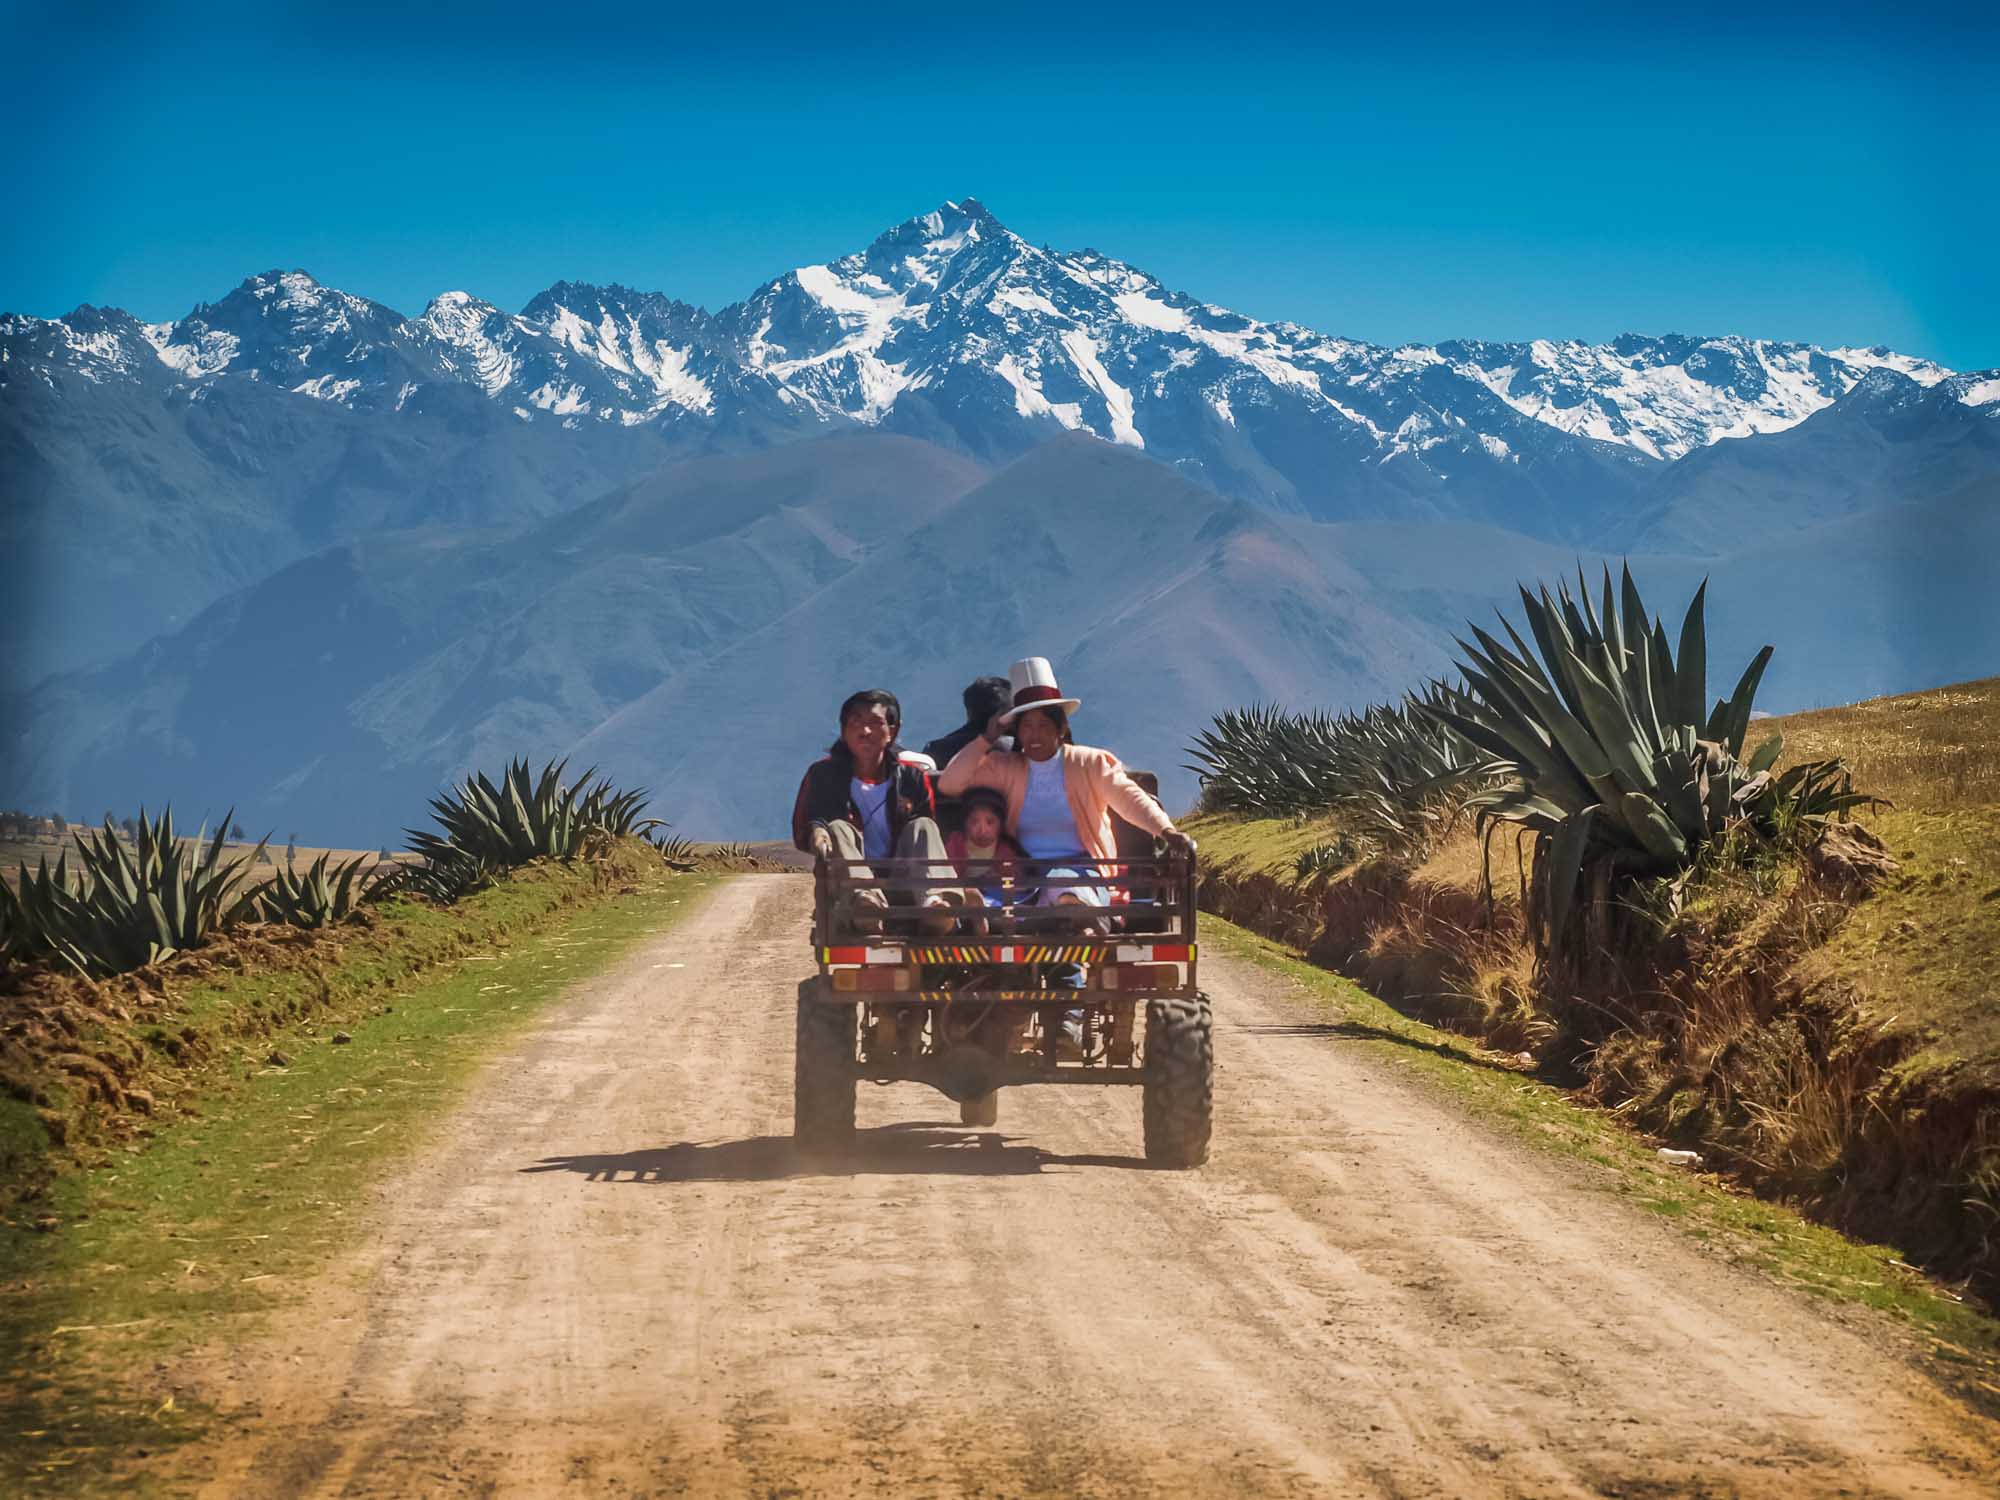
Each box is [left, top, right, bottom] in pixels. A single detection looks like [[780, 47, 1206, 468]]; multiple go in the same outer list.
[[1204, 914, 2000, 1412], [1189, 678, 2000, 1297], [0, 863, 724, 1495]]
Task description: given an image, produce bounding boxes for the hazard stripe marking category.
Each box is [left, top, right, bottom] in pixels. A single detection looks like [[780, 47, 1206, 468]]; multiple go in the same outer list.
[[821, 942, 1193, 965]]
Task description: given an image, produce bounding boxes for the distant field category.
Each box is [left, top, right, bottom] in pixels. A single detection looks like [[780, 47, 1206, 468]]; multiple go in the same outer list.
[[0, 832, 414, 890], [1768, 677, 2000, 810]]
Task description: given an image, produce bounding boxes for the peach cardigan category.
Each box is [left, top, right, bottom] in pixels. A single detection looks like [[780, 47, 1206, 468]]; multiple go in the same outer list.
[[938, 738, 1173, 862]]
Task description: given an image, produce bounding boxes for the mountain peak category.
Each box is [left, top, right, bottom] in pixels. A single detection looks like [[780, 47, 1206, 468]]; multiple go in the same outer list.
[[236, 268, 325, 299], [866, 197, 1012, 258], [519, 279, 702, 323]]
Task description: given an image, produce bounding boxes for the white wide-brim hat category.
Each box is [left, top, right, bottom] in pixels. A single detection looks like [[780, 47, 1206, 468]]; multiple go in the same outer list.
[[996, 656, 1082, 726]]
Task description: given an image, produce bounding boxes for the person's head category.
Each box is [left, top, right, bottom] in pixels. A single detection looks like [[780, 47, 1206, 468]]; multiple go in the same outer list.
[[832, 688, 901, 769], [962, 675, 1010, 728], [1013, 705, 1071, 762], [962, 788, 1007, 847]]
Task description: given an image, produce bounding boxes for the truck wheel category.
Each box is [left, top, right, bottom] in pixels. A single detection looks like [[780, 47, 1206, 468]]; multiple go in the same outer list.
[[960, 1091, 999, 1127], [1143, 993, 1212, 1167], [795, 980, 856, 1149]]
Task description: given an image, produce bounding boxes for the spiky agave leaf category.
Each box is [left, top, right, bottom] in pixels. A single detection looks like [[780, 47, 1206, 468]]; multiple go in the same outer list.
[[1419, 564, 1874, 968], [1, 809, 266, 976], [250, 851, 378, 929], [1187, 689, 1493, 857], [399, 759, 662, 900]]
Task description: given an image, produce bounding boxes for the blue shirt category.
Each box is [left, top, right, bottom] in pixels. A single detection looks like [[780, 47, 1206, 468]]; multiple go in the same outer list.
[[850, 776, 892, 860], [1015, 753, 1087, 861]]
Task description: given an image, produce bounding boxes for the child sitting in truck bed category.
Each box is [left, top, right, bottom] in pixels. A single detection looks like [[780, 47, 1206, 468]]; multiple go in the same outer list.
[[945, 787, 1021, 909]]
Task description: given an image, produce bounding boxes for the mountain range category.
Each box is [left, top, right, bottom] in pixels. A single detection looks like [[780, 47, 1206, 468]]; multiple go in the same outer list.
[[5, 200, 1996, 841]]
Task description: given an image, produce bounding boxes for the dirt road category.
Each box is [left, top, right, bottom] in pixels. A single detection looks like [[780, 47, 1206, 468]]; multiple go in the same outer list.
[[173, 875, 1996, 1497]]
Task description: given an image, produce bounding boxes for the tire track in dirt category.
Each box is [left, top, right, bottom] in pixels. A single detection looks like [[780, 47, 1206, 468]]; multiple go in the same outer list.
[[164, 875, 1996, 1497]]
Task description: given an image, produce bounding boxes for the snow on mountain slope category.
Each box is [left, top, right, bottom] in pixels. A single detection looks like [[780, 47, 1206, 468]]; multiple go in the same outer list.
[[0, 199, 1964, 520], [404, 281, 803, 429], [1945, 369, 2000, 407], [0, 305, 166, 391], [1439, 334, 1949, 460], [718, 201, 1953, 478], [148, 270, 434, 397]]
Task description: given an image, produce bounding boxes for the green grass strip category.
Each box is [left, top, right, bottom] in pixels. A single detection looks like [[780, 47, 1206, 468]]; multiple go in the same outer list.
[[1204, 916, 2000, 1409], [0, 870, 721, 1496]]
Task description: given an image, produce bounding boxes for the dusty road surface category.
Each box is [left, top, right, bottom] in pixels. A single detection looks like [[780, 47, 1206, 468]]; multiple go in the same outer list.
[[170, 875, 1997, 1498]]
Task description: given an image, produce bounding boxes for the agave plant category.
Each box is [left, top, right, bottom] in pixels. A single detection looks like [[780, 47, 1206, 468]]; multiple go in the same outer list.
[[1187, 688, 1489, 856], [1422, 565, 1871, 959], [638, 821, 699, 872], [578, 781, 653, 838], [0, 809, 265, 976], [372, 847, 500, 905], [0, 852, 80, 969], [394, 759, 660, 903], [410, 759, 653, 870], [250, 851, 377, 929]]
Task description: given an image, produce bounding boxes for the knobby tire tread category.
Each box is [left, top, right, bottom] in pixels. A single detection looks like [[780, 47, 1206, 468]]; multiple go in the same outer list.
[[1143, 993, 1213, 1167], [794, 981, 857, 1148]]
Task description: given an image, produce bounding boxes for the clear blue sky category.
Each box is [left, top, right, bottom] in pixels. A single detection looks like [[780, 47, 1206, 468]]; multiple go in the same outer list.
[[5, 1, 1995, 367]]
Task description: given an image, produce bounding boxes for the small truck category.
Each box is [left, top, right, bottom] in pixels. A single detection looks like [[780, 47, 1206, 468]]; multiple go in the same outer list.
[[796, 844, 1212, 1166]]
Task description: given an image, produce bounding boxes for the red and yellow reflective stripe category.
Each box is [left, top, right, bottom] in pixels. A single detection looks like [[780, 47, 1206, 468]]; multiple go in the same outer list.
[[821, 942, 1194, 966]]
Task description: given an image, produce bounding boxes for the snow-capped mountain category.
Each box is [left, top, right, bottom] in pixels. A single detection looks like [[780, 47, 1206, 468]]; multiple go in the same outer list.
[[95, 270, 812, 434], [8, 200, 1998, 835], [4, 199, 1973, 510], [723, 200, 1954, 464], [7, 196, 1995, 681]]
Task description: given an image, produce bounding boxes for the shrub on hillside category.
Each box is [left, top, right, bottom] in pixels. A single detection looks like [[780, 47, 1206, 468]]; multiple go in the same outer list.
[[397, 758, 665, 903], [1, 758, 684, 975], [248, 850, 378, 929], [1422, 565, 1874, 968], [1187, 685, 1489, 858], [407, 759, 643, 870], [0, 810, 264, 976]]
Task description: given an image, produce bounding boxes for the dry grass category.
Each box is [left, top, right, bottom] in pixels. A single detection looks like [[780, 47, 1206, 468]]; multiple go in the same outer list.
[[1764, 677, 2000, 809]]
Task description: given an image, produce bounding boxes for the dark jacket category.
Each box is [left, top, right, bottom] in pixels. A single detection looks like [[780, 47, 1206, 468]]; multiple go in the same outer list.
[[791, 750, 938, 853], [921, 722, 987, 770]]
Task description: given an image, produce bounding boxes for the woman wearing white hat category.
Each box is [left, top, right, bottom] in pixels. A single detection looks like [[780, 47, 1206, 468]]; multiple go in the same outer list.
[[937, 656, 1186, 914]]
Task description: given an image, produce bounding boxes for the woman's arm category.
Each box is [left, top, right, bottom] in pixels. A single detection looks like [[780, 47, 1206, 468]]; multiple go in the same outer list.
[[938, 733, 1002, 795], [1093, 753, 1175, 839]]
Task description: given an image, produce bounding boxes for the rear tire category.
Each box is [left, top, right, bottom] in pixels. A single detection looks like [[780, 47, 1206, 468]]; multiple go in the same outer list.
[[1143, 993, 1212, 1168], [795, 980, 857, 1150], [960, 1091, 999, 1127]]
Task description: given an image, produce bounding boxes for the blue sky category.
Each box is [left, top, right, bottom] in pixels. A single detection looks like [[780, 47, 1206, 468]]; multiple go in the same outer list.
[[5, 1, 1995, 367]]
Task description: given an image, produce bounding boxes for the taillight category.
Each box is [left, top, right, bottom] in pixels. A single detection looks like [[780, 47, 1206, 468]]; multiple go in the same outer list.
[[1099, 963, 1183, 990], [830, 967, 914, 993]]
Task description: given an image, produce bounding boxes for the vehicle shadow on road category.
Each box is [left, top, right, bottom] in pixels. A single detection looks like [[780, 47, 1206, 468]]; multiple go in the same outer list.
[[1234, 1019, 1523, 1075], [521, 1122, 1149, 1183]]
